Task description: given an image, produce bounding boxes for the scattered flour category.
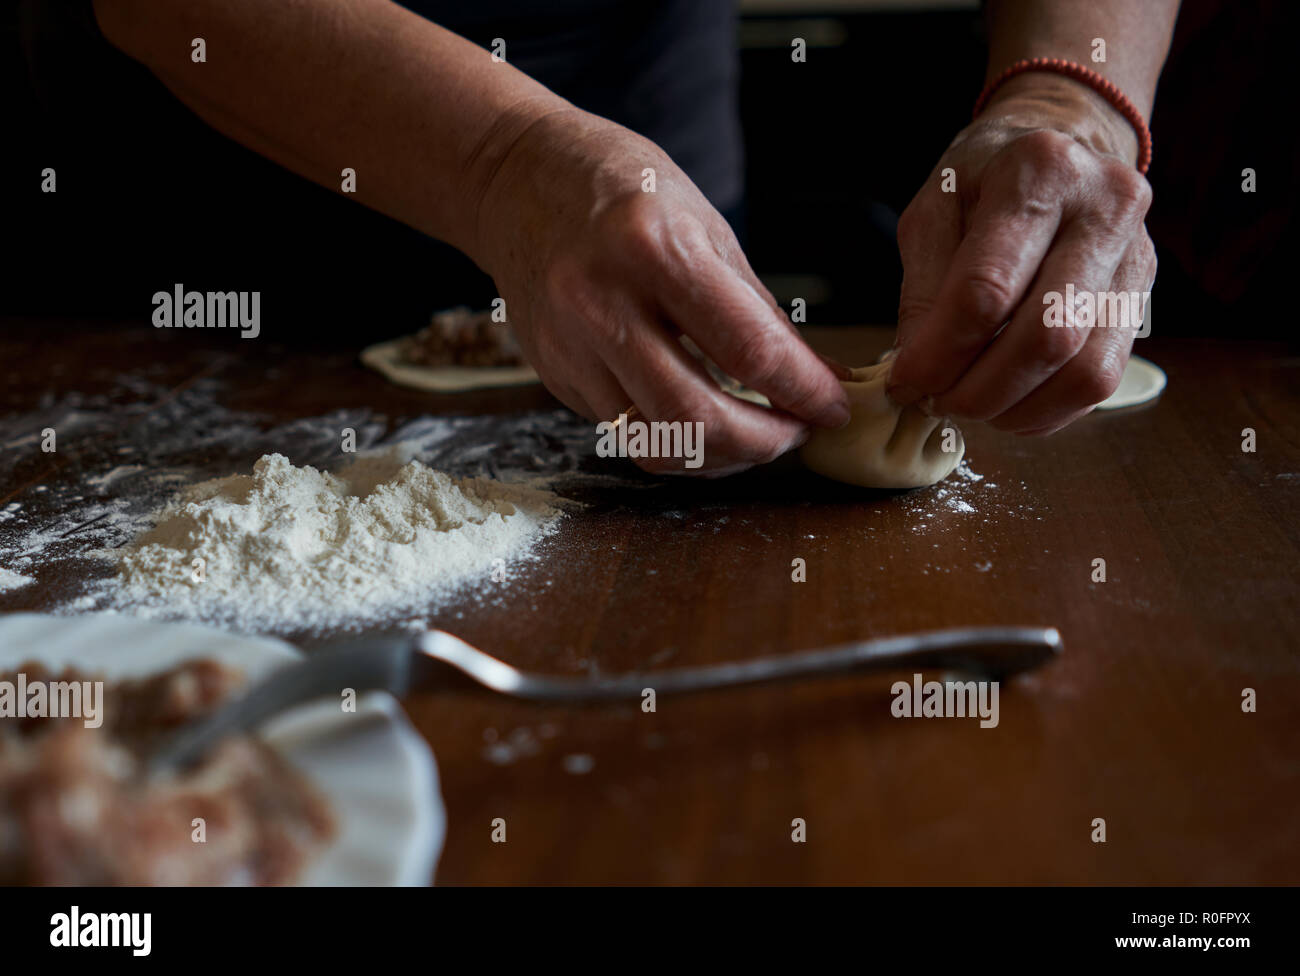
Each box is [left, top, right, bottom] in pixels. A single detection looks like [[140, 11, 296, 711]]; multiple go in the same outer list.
[[0, 567, 34, 592], [84, 465, 145, 490], [483, 726, 543, 765], [98, 452, 564, 633], [562, 754, 596, 775]]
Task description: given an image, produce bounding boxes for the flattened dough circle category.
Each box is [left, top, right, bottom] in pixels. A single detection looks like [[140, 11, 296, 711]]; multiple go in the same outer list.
[[1095, 354, 1166, 410], [361, 338, 539, 393]]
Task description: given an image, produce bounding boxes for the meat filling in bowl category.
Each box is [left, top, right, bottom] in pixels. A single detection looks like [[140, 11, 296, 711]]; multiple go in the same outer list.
[[0, 659, 333, 885]]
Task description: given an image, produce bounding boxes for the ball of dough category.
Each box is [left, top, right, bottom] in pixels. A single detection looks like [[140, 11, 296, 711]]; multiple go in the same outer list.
[[800, 361, 964, 488]]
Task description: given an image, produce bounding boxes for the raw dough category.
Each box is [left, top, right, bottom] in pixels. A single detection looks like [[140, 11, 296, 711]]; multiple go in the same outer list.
[[679, 335, 773, 407], [800, 361, 965, 489], [361, 338, 538, 393], [1095, 354, 1166, 410]]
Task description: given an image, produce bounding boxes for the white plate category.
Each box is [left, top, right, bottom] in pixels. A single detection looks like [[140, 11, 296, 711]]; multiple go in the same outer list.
[[361, 337, 539, 392], [0, 613, 444, 886]]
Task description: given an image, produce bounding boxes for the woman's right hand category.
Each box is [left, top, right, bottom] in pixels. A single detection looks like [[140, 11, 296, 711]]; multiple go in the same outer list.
[[468, 107, 850, 476], [92, 3, 844, 476]]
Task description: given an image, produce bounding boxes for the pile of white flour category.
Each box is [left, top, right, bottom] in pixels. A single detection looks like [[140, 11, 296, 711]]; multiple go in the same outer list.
[[103, 452, 563, 632]]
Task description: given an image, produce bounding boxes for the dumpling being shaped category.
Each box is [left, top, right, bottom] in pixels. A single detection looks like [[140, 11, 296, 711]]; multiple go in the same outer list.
[[801, 360, 964, 489]]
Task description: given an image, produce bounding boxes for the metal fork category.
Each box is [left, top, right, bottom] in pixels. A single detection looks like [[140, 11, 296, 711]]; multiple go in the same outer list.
[[146, 626, 1062, 776]]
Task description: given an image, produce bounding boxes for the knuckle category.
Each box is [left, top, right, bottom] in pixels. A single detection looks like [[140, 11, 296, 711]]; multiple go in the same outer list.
[[598, 196, 665, 266], [958, 267, 1019, 330], [1075, 359, 1125, 405], [729, 328, 788, 388], [1102, 162, 1153, 218], [896, 291, 935, 327], [1016, 129, 1081, 184], [1016, 195, 1058, 222], [1025, 319, 1086, 368], [619, 218, 665, 268]]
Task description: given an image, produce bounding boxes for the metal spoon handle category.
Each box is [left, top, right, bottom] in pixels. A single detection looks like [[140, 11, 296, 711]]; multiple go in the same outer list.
[[149, 626, 1062, 775], [420, 626, 1063, 703]]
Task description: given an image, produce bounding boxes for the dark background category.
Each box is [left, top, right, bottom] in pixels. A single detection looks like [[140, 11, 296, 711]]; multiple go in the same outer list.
[[2, 0, 1295, 339]]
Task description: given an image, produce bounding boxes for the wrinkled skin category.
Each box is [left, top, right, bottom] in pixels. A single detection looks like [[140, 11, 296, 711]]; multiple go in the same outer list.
[[889, 83, 1158, 435], [473, 108, 852, 477]]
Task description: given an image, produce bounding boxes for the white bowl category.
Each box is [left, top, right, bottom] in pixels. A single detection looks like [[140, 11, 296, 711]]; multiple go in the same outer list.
[[0, 613, 444, 885]]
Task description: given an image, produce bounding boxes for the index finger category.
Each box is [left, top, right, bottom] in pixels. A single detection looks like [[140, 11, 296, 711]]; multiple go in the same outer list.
[[656, 250, 851, 429], [887, 157, 1067, 402], [890, 187, 963, 396]]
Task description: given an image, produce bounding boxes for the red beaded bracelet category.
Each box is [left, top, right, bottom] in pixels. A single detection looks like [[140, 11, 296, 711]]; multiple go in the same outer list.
[[973, 57, 1153, 174]]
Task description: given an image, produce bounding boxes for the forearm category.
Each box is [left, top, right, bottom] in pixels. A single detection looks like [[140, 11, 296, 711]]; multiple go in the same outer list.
[[982, 0, 1181, 163], [92, 0, 572, 262]]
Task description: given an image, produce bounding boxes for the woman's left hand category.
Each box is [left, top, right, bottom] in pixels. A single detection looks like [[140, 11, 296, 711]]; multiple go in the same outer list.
[[887, 73, 1157, 435]]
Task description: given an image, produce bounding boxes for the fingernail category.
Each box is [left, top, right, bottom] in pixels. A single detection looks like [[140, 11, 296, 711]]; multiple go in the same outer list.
[[888, 383, 923, 406], [821, 400, 852, 429]]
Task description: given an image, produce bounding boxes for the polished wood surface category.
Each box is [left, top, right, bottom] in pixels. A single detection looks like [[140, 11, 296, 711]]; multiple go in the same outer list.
[[2, 320, 1297, 883]]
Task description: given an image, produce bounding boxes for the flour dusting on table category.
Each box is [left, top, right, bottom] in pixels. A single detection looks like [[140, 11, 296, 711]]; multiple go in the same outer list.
[[0, 567, 33, 592], [0, 376, 627, 631], [93, 452, 564, 632]]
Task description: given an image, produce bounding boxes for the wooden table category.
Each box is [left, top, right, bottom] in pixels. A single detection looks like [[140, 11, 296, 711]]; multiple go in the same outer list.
[[2, 320, 1297, 884]]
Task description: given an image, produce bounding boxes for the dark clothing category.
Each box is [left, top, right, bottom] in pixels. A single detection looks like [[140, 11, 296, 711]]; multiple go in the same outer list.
[[5, 1, 741, 334], [404, 1, 741, 212]]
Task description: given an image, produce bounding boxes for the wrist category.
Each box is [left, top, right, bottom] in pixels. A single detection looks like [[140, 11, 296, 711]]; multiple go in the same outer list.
[[978, 72, 1141, 167], [468, 104, 663, 277], [458, 95, 582, 268]]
